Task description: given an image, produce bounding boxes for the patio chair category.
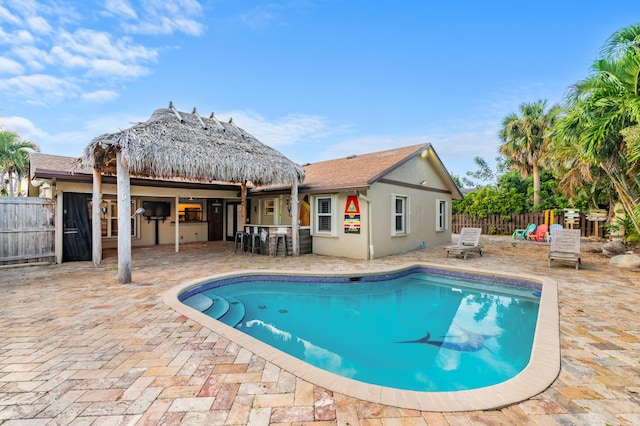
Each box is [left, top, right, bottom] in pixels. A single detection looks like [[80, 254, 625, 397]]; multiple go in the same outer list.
[[444, 227, 483, 259], [513, 223, 536, 240], [527, 224, 548, 242], [548, 229, 581, 270], [546, 223, 563, 243]]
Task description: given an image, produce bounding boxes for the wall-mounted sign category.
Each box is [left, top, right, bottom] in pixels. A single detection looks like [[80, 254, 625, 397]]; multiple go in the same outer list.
[[345, 196, 360, 214], [344, 195, 361, 234]]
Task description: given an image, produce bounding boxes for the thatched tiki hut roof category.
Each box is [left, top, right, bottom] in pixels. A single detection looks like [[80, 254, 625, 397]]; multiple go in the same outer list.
[[81, 104, 305, 283]]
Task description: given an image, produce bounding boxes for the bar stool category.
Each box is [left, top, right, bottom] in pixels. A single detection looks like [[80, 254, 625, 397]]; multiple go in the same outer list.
[[249, 227, 261, 256], [234, 230, 247, 253], [274, 228, 288, 257]]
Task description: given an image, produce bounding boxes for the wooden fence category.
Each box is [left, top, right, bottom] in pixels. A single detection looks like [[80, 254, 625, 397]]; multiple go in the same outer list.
[[452, 211, 607, 239], [0, 197, 55, 266]]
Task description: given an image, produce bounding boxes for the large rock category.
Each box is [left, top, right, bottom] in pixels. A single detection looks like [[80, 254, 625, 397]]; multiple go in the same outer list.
[[602, 240, 627, 257], [609, 254, 640, 269]]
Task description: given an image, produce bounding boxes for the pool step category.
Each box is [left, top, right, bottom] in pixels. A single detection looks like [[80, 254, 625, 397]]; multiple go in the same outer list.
[[182, 293, 214, 312], [182, 293, 246, 328], [218, 297, 246, 328], [203, 295, 230, 319]]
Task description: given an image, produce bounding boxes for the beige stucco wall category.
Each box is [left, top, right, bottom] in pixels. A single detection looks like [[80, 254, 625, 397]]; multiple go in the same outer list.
[[249, 194, 294, 226], [369, 153, 454, 258], [306, 153, 455, 260], [309, 192, 370, 260]]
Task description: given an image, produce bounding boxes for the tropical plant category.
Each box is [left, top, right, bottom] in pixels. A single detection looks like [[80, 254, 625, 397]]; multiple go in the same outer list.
[[499, 100, 561, 208], [452, 186, 527, 218], [0, 130, 40, 197], [551, 23, 640, 235]]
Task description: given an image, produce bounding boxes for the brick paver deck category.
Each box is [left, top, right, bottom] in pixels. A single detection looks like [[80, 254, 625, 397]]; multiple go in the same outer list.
[[0, 238, 639, 425]]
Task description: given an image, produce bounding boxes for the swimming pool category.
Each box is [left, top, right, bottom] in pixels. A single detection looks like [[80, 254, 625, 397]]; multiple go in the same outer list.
[[164, 264, 559, 411]]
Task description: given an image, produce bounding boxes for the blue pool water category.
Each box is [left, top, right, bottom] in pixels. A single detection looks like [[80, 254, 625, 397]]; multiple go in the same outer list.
[[180, 268, 540, 392]]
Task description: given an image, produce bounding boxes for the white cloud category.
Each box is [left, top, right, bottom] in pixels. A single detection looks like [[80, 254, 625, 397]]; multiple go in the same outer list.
[[0, 28, 35, 45], [81, 90, 119, 103], [0, 57, 24, 75], [26, 15, 51, 35], [0, 116, 46, 143], [238, 5, 283, 32], [12, 45, 50, 71], [104, 0, 138, 20], [120, 0, 205, 36], [0, 74, 79, 105], [0, 4, 22, 26], [44, 28, 158, 83], [218, 110, 335, 148], [1, 110, 148, 157], [0, 0, 200, 105]]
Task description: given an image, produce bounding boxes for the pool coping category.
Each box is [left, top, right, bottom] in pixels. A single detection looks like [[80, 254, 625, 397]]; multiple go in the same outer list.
[[162, 262, 560, 412]]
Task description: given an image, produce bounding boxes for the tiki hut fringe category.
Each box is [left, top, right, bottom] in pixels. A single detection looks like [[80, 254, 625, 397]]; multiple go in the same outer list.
[[81, 106, 305, 186], [81, 104, 305, 284]]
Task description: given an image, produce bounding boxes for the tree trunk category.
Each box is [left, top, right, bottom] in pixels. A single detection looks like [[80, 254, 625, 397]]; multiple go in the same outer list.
[[532, 164, 541, 208], [116, 151, 132, 284], [601, 162, 640, 235], [8, 172, 15, 197]]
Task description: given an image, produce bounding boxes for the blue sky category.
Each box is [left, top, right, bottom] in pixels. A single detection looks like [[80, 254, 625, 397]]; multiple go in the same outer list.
[[1, 1, 639, 179]]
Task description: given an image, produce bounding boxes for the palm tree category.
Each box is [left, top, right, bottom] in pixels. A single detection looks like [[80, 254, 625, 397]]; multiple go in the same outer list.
[[498, 100, 561, 208], [0, 130, 40, 197], [552, 23, 640, 234]]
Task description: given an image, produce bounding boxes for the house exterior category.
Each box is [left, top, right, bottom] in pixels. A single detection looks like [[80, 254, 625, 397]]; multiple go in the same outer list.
[[252, 143, 463, 260], [28, 143, 462, 263], [29, 153, 243, 263]]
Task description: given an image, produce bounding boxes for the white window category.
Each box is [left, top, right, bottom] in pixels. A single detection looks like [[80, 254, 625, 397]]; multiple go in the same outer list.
[[317, 197, 332, 232], [313, 195, 337, 236], [90, 199, 138, 238], [436, 199, 448, 231], [392, 195, 410, 236]]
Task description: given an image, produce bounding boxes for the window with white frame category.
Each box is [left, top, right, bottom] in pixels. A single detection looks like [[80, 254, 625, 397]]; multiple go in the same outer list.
[[314, 195, 334, 235], [392, 195, 409, 235], [436, 199, 448, 231], [89, 199, 138, 238]]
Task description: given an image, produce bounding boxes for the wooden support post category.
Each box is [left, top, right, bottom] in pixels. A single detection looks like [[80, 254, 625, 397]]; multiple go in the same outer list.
[[291, 180, 299, 256], [116, 151, 132, 284], [92, 168, 102, 266], [175, 196, 180, 252], [240, 182, 247, 229]]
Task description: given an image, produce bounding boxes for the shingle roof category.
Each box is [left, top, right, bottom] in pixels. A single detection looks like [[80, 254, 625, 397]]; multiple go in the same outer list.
[[300, 144, 427, 192], [298, 143, 462, 200], [29, 153, 86, 177]]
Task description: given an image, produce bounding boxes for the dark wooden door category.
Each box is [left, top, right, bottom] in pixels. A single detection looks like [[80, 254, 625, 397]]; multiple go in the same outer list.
[[208, 199, 224, 241]]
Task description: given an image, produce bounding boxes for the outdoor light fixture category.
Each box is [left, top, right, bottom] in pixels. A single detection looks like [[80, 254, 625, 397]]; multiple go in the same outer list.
[[420, 180, 428, 186], [131, 207, 146, 218]]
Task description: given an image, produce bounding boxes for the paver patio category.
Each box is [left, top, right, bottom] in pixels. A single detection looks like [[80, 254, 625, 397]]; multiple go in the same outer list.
[[0, 237, 639, 425]]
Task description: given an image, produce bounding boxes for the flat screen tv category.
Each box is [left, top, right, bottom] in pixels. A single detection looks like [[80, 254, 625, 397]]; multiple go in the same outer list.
[[142, 201, 171, 218]]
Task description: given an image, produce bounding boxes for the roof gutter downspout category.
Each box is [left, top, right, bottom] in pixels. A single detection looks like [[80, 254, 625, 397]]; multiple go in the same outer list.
[[356, 190, 373, 260]]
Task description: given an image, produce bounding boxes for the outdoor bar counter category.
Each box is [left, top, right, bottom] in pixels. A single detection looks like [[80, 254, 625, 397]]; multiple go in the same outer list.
[[243, 225, 312, 255]]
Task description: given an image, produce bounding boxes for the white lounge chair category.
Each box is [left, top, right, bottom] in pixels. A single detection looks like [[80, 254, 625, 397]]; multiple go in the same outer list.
[[548, 229, 581, 270], [444, 228, 483, 259]]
